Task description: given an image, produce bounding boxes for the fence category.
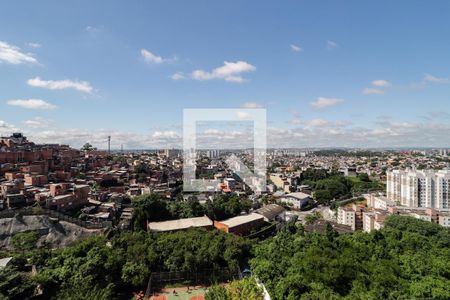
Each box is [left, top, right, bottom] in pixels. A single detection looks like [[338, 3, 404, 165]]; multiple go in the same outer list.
[[0, 207, 112, 229], [246, 222, 277, 239]]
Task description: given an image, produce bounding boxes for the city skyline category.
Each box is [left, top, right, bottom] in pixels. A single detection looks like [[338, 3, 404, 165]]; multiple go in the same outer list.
[[1, 0, 450, 149]]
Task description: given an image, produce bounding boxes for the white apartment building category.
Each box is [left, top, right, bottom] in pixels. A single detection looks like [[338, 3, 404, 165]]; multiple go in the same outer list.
[[362, 210, 388, 232], [410, 212, 433, 222], [386, 169, 450, 209], [362, 212, 374, 232], [337, 207, 355, 230], [206, 149, 220, 159], [364, 193, 396, 210], [438, 214, 450, 228], [435, 170, 450, 209]]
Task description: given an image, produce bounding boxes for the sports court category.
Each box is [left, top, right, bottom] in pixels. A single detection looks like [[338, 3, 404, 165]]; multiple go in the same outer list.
[[149, 286, 207, 300]]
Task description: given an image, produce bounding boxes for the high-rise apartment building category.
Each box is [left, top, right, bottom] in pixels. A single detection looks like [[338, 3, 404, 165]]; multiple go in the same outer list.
[[386, 169, 450, 209]]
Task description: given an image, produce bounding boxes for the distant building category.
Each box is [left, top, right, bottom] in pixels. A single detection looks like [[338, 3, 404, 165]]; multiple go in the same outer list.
[[387, 169, 450, 209], [365, 193, 396, 210], [269, 174, 290, 192], [337, 207, 356, 230], [47, 184, 89, 211], [148, 216, 213, 232], [214, 213, 264, 236], [279, 192, 312, 210], [206, 149, 220, 159], [437, 212, 450, 228], [158, 149, 180, 159], [254, 204, 286, 222], [362, 210, 388, 232], [340, 166, 357, 177]]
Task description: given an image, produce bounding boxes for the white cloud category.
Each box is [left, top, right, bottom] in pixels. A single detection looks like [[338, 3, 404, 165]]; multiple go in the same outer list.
[[290, 118, 302, 125], [7, 99, 57, 110], [85, 25, 104, 34], [310, 97, 343, 109], [202, 129, 245, 138], [27, 42, 41, 49], [362, 80, 391, 95], [0, 120, 12, 128], [24, 117, 51, 128], [303, 119, 329, 127], [27, 77, 94, 93], [240, 102, 263, 108], [171, 72, 185, 80], [2, 114, 449, 149], [236, 111, 251, 120], [141, 49, 175, 64], [0, 41, 38, 64], [290, 44, 302, 52], [203, 129, 220, 135], [191, 61, 256, 83], [0, 120, 18, 133], [423, 74, 450, 84], [326, 40, 338, 50], [0, 121, 19, 136], [372, 80, 391, 87], [363, 88, 385, 95], [152, 130, 179, 139]]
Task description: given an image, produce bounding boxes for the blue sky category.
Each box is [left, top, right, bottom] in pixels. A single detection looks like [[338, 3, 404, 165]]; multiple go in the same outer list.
[[1, 0, 450, 148]]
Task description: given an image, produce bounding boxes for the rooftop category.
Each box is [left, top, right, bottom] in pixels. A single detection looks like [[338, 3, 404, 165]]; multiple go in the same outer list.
[[218, 213, 264, 228], [255, 204, 285, 220], [284, 192, 311, 200], [148, 216, 213, 232]]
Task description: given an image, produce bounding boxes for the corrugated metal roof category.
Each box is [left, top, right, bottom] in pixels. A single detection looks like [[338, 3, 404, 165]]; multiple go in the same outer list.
[[148, 216, 213, 232]]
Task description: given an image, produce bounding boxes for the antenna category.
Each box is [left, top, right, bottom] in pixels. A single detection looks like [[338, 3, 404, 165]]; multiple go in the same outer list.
[[108, 136, 111, 154]]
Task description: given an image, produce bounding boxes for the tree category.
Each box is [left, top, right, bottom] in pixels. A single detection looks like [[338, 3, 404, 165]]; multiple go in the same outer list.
[[227, 277, 264, 300], [250, 215, 450, 299], [80, 142, 96, 151], [11, 231, 39, 252], [132, 194, 172, 223], [0, 266, 37, 299], [357, 173, 370, 182], [205, 285, 228, 300], [313, 190, 332, 205], [205, 194, 249, 221], [304, 211, 322, 225], [205, 277, 264, 300]]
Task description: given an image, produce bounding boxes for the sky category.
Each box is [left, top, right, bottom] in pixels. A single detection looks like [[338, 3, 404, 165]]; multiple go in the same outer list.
[[1, 0, 450, 149]]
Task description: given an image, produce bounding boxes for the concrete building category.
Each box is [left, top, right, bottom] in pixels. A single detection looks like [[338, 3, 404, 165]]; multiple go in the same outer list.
[[362, 210, 388, 232], [278, 192, 312, 210], [47, 184, 89, 211], [214, 213, 264, 236], [386, 169, 450, 209], [158, 149, 180, 159], [437, 212, 450, 228], [435, 170, 450, 209], [337, 207, 355, 230], [254, 204, 286, 222], [365, 193, 396, 210], [206, 149, 220, 159], [269, 173, 289, 192], [147, 216, 213, 232]]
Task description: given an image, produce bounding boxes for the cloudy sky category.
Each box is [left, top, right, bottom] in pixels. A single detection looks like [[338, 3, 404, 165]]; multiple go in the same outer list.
[[1, 0, 450, 149]]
